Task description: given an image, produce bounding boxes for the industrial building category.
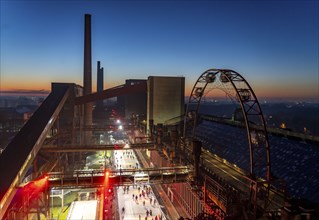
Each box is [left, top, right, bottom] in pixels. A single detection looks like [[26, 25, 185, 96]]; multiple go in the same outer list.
[[1, 13, 318, 220], [147, 76, 185, 134], [117, 79, 147, 121]]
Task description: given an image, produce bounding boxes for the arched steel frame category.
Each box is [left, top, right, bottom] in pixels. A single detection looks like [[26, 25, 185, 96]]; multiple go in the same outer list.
[[183, 69, 271, 181]]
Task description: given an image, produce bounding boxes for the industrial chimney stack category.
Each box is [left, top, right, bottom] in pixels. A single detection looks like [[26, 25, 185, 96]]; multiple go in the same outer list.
[[83, 14, 92, 143], [97, 61, 104, 94], [96, 61, 104, 111]]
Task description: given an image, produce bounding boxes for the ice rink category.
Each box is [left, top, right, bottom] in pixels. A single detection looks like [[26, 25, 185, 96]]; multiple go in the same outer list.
[[67, 200, 98, 220]]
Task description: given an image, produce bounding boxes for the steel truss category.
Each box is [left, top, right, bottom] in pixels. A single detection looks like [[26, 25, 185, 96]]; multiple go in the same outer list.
[[183, 69, 273, 218], [47, 166, 190, 188]]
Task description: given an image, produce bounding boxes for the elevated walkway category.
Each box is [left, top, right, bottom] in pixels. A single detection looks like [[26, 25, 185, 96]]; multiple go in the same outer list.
[[48, 167, 190, 188], [0, 81, 150, 219], [75, 81, 146, 105], [41, 143, 156, 152]]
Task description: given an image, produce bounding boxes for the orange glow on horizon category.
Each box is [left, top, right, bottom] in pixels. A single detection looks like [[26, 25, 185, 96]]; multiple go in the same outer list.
[[1, 78, 316, 101], [2, 78, 52, 91]]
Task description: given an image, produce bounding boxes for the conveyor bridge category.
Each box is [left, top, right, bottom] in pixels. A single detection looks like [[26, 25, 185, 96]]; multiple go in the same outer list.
[[48, 166, 190, 188], [41, 143, 156, 152], [0, 82, 147, 219]]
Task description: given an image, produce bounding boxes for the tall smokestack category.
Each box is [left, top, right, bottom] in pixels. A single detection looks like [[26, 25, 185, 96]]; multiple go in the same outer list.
[[96, 61, 104, 111], [83, 14, 92, 143], [97, 61, 104, 93]]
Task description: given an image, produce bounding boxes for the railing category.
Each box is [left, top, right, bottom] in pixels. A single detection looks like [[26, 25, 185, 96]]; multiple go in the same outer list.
[[47, 166, 190, 188], [41, 143, 156, 152]]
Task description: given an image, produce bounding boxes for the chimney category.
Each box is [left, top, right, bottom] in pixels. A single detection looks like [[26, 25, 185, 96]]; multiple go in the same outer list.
[[97, 61, 104, 93], [83, 14, 92, 143], [96, 61, 104, 111]]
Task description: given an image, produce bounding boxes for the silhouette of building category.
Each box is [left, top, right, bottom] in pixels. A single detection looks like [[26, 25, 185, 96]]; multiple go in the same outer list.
[[118, 79, 147, 121]]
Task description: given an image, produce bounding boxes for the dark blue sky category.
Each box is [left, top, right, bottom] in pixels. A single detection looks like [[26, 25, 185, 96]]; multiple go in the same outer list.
[[1, 0, 318, 101]]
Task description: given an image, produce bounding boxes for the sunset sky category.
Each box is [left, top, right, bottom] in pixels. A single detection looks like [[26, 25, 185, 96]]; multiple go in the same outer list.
[[0, 0, 318, 101]]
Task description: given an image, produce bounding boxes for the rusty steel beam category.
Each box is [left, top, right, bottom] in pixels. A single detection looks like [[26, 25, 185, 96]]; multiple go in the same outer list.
[[73, 124, 136, 131], [41, 143, 156, 152], [75, 82, 147, 105], [48, 166, 190, 188]]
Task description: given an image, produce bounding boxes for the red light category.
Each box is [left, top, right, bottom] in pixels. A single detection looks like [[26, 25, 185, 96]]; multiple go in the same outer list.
[[33, 175, 48, 188], [108, 188, 112, 193], [104, 170, 109, 185], [22, 174, 49, 199]]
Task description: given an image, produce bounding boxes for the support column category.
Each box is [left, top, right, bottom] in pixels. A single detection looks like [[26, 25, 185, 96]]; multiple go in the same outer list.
[[192, 140, 202, 179], [156, 123, 163, 145], [149, 119, 154, 139]]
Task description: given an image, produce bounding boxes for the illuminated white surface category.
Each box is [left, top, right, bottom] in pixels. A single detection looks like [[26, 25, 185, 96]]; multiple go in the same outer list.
[[68, 200, 97, 220]]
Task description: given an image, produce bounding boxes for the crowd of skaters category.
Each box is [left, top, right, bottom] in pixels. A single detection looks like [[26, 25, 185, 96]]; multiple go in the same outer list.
[[114, 149, 165, 220], [132, 185, 156, 205], [119, 183, 164, 220], [113, 150, 139, 169]]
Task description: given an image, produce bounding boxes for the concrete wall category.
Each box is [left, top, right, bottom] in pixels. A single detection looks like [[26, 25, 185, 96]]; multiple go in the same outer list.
[[147, 76, 185, 134]]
